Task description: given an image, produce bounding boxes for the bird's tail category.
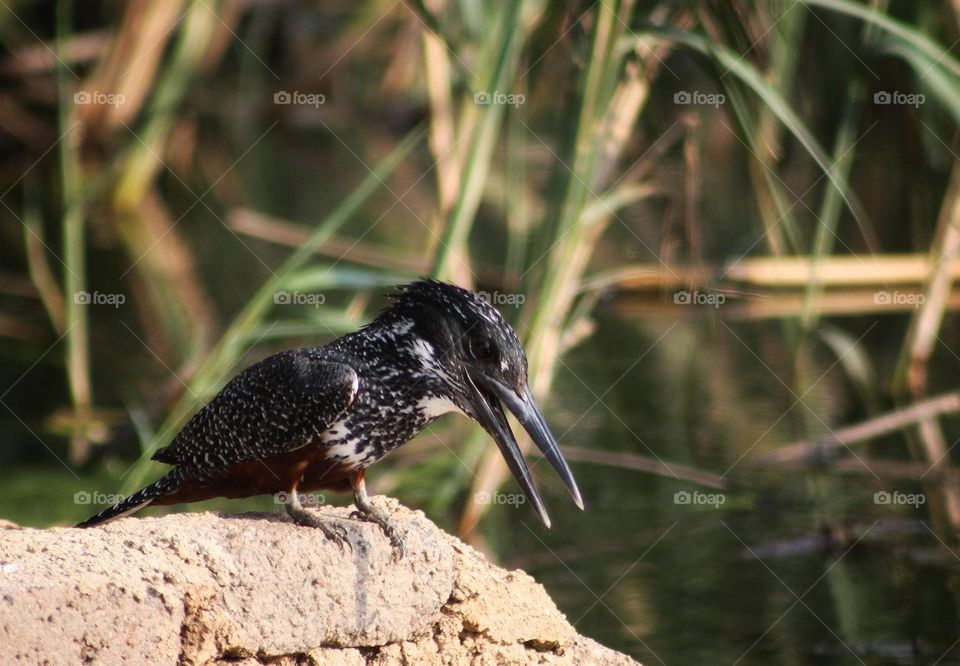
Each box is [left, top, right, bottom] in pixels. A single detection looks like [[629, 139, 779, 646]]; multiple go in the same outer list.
[[76, 468, 186, 528]]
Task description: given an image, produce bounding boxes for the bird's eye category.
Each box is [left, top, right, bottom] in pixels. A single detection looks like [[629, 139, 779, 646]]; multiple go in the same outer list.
[[469, 336, 496, 361]]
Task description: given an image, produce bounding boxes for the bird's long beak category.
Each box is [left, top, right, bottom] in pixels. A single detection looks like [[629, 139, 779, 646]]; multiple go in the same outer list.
[[465, 370, 584, 528]]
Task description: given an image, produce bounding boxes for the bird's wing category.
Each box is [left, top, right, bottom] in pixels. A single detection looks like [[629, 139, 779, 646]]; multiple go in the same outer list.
[[152, 349, 359, 479]]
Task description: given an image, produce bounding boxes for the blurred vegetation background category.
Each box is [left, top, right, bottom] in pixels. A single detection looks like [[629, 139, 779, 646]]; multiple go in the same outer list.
[[1, 0, 960, 663]]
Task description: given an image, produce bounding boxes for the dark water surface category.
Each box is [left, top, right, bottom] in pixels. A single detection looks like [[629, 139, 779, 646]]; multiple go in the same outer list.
[[500, 312, 960, 665]]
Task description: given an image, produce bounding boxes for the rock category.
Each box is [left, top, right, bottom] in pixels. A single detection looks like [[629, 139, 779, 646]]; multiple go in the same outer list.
[[0, 499, 637, 665]]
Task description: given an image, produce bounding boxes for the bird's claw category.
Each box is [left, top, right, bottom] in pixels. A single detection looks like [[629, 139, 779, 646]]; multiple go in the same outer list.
[[318, 521, 353, 551], [350, 509, 405, 558], [383, 526, 405, 560]]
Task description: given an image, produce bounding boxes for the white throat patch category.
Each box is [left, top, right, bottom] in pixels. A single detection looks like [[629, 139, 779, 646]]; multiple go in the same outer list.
[[418, 395, 462, 418]]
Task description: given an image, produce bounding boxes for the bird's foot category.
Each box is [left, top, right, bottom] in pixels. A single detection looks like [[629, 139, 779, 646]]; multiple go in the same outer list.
[[350, 506, 405, 559], [285, 501, 355, 550]]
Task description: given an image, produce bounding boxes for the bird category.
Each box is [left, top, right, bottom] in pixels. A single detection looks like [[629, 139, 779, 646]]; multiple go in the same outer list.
[[77, 279, 584, 552]]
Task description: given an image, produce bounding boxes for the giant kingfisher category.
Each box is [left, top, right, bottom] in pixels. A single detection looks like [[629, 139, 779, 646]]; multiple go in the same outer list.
[[78, 280, 584, 552]]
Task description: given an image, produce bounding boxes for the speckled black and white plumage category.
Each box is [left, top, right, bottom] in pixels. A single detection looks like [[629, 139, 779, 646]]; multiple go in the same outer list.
[[154, 352, 360, 480], [77, 280, 582, 534]]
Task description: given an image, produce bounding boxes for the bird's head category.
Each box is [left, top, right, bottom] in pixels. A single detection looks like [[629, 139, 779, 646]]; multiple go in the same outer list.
[[379, 279, 584, 527]]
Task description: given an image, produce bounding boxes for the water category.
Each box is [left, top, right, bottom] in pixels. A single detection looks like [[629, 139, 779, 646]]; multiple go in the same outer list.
[[499, 311, 960, 665]]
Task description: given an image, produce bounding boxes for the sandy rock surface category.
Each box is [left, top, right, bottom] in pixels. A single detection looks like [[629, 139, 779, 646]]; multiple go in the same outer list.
[[0, 499, 637, 665]]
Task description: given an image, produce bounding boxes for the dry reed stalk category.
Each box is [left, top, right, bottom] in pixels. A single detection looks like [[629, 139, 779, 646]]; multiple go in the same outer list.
[[612, 287, 960, 320], [78, 0, 186, 135], [726, 255, 960, 287], [562, 446, 727, 489], [115, 189, 216, 362], [24, 188, 65, 334], [748, 390, 960, 466], [421, 6, 460, 256], [227, 207, 524, 283], [586, 254, 960, 292], [894, 164, 960, 532]]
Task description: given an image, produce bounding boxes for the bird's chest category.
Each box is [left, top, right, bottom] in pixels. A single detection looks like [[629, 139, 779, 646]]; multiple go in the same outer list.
[[318, 390, 440, 469]]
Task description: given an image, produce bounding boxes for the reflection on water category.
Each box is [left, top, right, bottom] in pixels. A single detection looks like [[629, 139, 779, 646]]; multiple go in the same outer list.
[[504, 311, 960, 665]]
